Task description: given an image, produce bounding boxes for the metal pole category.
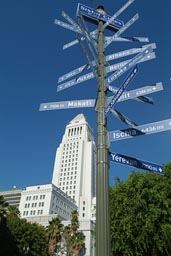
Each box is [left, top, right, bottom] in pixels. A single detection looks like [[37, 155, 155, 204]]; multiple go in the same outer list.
[[96, 20, 111, 256]]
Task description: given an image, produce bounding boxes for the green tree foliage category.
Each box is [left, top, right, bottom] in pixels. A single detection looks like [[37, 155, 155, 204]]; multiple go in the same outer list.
[[0, 196, 47, 255], [7, 215, 48, 256], [110, 162, 171, 256], [0, 197, 20, 255]]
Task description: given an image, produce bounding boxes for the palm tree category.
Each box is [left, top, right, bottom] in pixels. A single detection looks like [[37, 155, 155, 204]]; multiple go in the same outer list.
[[70, 210, 79, 233], [63, 211, 85, 256], [46, 217, 63, 256], [70, 231, 85, 256], [7, 205, 20, 218]]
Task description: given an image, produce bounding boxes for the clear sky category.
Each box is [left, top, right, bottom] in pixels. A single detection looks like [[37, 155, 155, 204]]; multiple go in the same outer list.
[[1, 0, 171, 191]]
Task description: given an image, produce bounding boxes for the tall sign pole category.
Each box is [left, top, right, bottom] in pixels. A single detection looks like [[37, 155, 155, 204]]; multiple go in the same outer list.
[[39, 1, 171, 255], [96, 20, 111, 256]]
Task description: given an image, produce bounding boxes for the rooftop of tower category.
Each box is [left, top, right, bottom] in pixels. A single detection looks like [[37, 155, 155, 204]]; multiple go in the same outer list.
[[69, 113, 86, 124]]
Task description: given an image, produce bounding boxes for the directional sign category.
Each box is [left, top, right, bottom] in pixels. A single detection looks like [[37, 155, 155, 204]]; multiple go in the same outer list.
[[103, 0, 135, 30], [109, 152, 164, 174], [63, 35, 149, 50], [107, 82, 163, 104], [76, 3, 124, 31], [109, 119, 171, 142], [54, 19, 81, 34], [106, 52, 155, 73], [110, 109, 138, 128], [105, 65, 138, 114], [62, 0, 135, 50], [58, 43, 156, 83], [39, 99, 95, 111], [61, 11, 80, 29], [105, 36, 149, 43], [40, 82, 163, 112], [57, 51, 155, 92], [105, 13, 139, 48], [106, 45, 153, 85]]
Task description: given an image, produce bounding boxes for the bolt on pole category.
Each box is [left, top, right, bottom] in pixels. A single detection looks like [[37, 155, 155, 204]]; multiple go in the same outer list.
[[96, 20, 111, 256]]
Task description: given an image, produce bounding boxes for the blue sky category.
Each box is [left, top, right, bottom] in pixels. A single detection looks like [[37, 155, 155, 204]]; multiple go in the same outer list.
[[0, 0, 171, 191]]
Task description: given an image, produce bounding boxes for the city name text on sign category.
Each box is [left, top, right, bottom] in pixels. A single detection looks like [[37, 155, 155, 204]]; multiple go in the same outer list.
[[109, 152, 164, 174], [57, 51, 155, 92], [39, 82, 163, 111], [39, 99, 95, 111], [109, 119, 171, 142], [105, 65, 138, 114]]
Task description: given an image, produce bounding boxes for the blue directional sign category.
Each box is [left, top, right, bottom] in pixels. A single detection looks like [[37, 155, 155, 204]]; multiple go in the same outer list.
[[109, 152, 164, 175], [110, 109, 138, 128], [105, 65, 138, 114], [76, 3, 124, 31], [109, 119, 171, 142], [39, 99, 95, 111]]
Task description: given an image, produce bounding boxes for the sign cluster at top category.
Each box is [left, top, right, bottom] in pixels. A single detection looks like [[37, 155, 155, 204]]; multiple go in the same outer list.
[[39, 0, 170, 174]]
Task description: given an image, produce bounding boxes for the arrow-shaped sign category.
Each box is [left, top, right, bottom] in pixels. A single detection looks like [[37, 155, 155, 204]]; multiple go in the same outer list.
[[106, 45, 153, 85], [105, 65, 138, 115], [54, 19, 81, 34], [109, 152, 164, 174], [39, 99, 95, 111], [57, 50, 155, 92], [105, 13, 139, 48], [109, 119, 171, 142], [105, 36, 149, 44], [58, 43, 156, 83], [110, 109, 138, 127], [62, 0, 135, 50]]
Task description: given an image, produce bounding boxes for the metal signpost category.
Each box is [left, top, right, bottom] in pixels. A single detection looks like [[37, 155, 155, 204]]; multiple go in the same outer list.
[[39, 1, 171, 256]]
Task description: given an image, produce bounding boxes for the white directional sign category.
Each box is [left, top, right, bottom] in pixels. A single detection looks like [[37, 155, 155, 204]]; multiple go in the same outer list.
[[103, 0, 135, 30], [58, 43, 156, 83], [62, 0, 136, 50], [109, 119, 171, 142], [105, 36, 149, 43], [40, 83, 163, 112], [110, 152, 164, 174], [40, 82, 163, 111], [61, 11, 80, 29], [107, 82, 163, 103], [54, 19, 81, 34], [105, 13, 139, 48], [39, 99, 95, 111], [57, 50, 155, 92], [106, 52, 155, 73], [106, 45, 153, 85], [105, 65, 138, 114], [63, 35, 149, 50]]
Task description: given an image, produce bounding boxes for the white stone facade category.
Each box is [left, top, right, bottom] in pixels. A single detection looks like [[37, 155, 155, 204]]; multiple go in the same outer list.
[[52, 114, 96, 221], [19, 184, 77, 220]]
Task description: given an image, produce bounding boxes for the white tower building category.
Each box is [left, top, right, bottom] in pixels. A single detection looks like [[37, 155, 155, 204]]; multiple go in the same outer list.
[[52, 114, 96, 220]]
